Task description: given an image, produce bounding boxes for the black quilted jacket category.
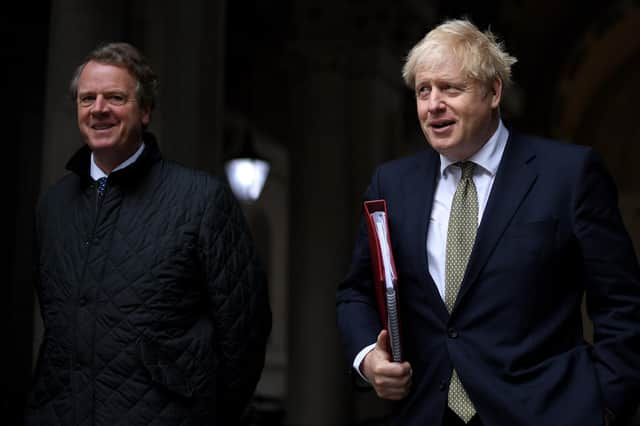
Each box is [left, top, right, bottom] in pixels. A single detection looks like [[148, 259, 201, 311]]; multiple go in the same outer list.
[[26, 133, 272, 425]]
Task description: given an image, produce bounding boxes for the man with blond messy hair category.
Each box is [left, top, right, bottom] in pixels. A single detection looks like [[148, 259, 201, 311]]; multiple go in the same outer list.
[[337, 18, 640, 426]]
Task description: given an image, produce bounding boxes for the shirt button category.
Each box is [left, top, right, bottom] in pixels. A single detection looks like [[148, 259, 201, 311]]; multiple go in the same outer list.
[[83, 240, 89, 247], [447, 328, 459, 339]]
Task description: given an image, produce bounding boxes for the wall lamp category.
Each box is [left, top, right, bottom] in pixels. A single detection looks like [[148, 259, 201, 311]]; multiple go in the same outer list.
[[224, 128, 270, 203]]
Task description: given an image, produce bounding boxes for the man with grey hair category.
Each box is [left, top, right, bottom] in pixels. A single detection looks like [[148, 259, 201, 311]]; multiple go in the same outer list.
[[26, 42, 272, 425], [337, 18, 640, 426]]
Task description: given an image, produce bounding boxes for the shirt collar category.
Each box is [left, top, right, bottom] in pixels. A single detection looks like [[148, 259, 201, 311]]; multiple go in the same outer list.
[[439, 119, 509, 177], [90, 143, 146, 180]]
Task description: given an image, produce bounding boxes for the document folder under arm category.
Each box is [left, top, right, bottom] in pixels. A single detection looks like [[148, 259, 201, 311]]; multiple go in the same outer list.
[[364, 199, 403, 362]]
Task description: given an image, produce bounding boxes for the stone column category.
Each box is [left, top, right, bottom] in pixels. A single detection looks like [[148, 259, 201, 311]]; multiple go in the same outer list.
[[138, 0, 226, 175], [285, 41, 354, 426]]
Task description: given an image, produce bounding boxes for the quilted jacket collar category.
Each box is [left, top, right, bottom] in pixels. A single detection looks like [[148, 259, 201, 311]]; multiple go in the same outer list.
[[66, 131, 163, 186]]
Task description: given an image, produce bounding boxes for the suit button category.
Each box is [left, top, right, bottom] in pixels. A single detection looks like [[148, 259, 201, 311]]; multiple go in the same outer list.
[[447, 328, 459, 338], [79, 296, 87, 306], [439, 379, 447, 391]]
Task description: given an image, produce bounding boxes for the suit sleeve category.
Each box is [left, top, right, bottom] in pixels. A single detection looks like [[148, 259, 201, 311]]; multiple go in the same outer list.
[[336, 167, 385, 367], [201, 182, 272, 423], [573, 149, 640, 419]]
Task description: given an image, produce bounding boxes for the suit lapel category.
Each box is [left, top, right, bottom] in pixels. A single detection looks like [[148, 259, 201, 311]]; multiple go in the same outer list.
[[403, 149, 450, 320], [454, 133, 538, 310]]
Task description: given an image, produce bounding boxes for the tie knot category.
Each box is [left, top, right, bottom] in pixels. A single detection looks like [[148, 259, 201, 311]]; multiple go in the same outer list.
[[96, 177, 107, 196], [458, 162, 475, 180]]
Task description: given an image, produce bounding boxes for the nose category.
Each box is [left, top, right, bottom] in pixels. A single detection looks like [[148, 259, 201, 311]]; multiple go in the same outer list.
[[426, 89, 445, 113], [91, 94, 109, 113]]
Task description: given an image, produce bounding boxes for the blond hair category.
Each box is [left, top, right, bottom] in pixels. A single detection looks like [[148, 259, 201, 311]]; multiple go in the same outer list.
[[402, 19, 517, 90]]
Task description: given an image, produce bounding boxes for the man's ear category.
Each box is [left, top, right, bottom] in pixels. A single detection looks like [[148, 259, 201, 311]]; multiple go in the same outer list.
[[141, 107, 151, 127], [490, 78, 503, 109]]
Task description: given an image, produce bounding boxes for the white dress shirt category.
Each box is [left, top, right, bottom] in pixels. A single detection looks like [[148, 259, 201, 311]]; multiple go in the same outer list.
[[353, 121, 509, 380], [90, 142, 146, 180]]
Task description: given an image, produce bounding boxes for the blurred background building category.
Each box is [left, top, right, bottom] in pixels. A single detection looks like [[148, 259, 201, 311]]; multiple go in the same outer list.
[[5, 0, 640, 424]]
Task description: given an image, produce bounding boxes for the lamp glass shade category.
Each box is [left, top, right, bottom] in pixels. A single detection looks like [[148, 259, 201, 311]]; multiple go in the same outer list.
[[225, 157, 270, 202]]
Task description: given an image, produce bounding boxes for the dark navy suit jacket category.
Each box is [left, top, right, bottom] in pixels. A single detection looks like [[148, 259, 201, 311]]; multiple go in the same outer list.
[[336, 132, 640, 426]]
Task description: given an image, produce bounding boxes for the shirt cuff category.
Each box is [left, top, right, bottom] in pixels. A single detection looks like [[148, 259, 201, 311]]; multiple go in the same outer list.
[[353, 343, 377, 383]]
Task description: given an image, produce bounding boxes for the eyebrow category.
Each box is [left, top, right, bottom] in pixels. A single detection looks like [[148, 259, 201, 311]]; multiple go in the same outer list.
[[415, 77, 468, 88], [78, 89, 128, 94]]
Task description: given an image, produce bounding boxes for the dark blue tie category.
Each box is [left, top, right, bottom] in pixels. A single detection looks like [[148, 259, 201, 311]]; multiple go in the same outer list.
[[96, 177, 107, 197]]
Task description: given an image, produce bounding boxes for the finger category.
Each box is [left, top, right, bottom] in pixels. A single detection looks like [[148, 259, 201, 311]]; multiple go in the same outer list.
[[372, 371, 412, 388], [376, 382, 412, 400], [376, 329, 390, 355], [375, 361, 412, 378], [399, 361, 412, 376]]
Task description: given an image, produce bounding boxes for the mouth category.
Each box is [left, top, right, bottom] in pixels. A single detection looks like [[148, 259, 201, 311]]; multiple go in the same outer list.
[[429, 119, 456, 131], [91, 122, 117, 131]]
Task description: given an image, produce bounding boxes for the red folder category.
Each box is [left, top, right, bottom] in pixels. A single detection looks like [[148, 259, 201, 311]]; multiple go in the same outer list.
[[364, 199, 403, 362]]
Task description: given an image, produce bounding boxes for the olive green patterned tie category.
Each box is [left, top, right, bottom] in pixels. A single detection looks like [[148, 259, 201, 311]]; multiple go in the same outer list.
[[445, 161, 477, 423]]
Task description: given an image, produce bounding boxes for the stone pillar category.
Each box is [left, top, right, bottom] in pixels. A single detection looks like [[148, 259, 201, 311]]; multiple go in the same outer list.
[[285, 42, 354, 426], [138, 0, 226, 175]]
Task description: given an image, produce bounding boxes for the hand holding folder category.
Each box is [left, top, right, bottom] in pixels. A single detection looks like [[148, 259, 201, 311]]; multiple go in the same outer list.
[[364, 200, 403, 362]]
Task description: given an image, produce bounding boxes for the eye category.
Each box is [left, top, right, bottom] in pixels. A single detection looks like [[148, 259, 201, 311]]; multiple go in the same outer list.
[[444, 84, 465, 95], [106, 93, 127, 105], [416, 85, 431, 99], [78, 94, 96, 106]]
